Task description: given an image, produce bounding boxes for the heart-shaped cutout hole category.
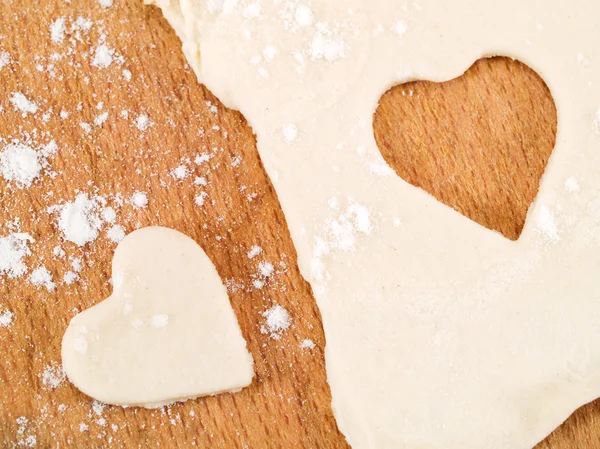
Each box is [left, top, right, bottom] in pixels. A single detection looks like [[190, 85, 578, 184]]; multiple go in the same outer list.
[[374, 56, 557, 240], [62, 226, 254, 407]]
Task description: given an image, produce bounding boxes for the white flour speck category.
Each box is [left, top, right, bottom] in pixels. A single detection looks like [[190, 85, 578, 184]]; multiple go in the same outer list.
[[310, 32, 345, 62], [122, 69, 132, 81], [57, 194, 102, 246], [101, 207, 116, 223], [132, 318, 143, 328], [94, 111, 109, 126], [300, 339, 315, 349], [41, 363, 65, 389], [195, 153, 212, 165], [536, 205, 559, 243], [0, 233, 33, 278], [98, 0, 113, 7], [261, 305, 291, 339], [295, 4, 313, 27], [195, 192, 208, 206], [247, 245, 262, 259], [107, 225, 125, 243], [171, 165, 189, 180], [0, 143, 44, 187], [10, 92, 38, 115], [79, 423, 89, 432], [393, 20, 408, 37], [135, 114, 151, 131], [29, 266, 55, 291], [263, 45, 278, 61], [63, 271, 78, 285], [131, 191, 148, 208], [258, 261, 274, 277], [92, 400, 106, 416], [92, 44, 114, 68], [50, 17, 66, 43], [0, 308, 13, 328], [282, 124, 298, 142], [0, 51, 9, 70], [242, 2, 261, 19], [152, 314, 169, 328], [72, 16, 93, 31], [565, 177, 580, 193]]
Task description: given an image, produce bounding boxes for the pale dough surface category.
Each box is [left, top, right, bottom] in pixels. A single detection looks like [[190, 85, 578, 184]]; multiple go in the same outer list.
[[62, 226, 254, 407], [146, 1, 600, 448]]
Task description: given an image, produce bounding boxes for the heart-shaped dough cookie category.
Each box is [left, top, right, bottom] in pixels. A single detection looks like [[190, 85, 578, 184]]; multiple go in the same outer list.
[[62, 226, 254, 407]]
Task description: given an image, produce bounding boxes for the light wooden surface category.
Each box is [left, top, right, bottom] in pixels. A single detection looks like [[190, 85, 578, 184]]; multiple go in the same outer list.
[[0, 0, 599, 447]]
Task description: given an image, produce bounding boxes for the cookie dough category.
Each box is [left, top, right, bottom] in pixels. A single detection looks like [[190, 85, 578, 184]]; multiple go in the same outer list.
[[62, 226, 254, 407], [147, 1, 600, 447]]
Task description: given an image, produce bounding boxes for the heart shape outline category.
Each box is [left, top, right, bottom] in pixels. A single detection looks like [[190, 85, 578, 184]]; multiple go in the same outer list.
[[62, 226, 254, 407]]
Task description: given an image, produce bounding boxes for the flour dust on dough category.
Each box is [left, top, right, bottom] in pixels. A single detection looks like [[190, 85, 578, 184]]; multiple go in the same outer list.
[[62, 226, 254, 408], [146, 0, 600, 447]]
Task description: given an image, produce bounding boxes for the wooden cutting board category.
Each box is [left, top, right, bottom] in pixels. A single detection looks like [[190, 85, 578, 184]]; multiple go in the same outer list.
[[1, 0, 599, 447]]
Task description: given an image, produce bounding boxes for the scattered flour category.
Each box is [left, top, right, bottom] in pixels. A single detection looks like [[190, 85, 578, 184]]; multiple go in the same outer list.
[[195, 153, 212, 165], [171, 165, 189, 180], [300, 339, 315, 349], [50, 17, 66, 43], [107, 225, 125, 243], [242, 2, 261, 19], [263, 44, 278, 61], [0, 308, 13, 328], [92, 400, 106, 416], [92, 44, 114, 68], [392, 20, 408, 37], [101, 207, 117, 223], [194, 192, 208, 206], [295, 4, 313, 27], [63, 271, 78, 285], [131, 191, 148, 208], [282, 123, 298, 142], [94, 111, 109, 126], [29, 266, 56, 291], [41, 363, 65, 389], [310, 30, 345, 62], [0, 142, 44, 187], [98, 0, 113, 7], [0, 233, 33, 278], [74, 334, 88, 353], [247, 245, 262, 259], [57, 194, 102, 246], [261, 305, 291, 339], [135, 114, 151, 131], [152, 314, 169, 328], [0, 51, 9, 70], [564, 177, 580, 193], [258, 261, 274, 277], [311, 199, 373, 282], [536, 205, 560, 243], [10, 92, 38, 115]]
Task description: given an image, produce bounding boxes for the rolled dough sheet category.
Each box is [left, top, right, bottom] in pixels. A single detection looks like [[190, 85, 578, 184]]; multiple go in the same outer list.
[[146, 1, 600, 447], [62, 226, 254, 407]]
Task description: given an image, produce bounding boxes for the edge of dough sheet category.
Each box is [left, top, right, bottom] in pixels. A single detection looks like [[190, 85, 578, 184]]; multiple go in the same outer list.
[[145, 1, 600, 448]]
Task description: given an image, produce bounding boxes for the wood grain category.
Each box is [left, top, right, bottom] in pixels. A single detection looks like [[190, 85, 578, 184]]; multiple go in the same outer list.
[[374, 57, 557, 241], [0, 0, 598, 448]]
